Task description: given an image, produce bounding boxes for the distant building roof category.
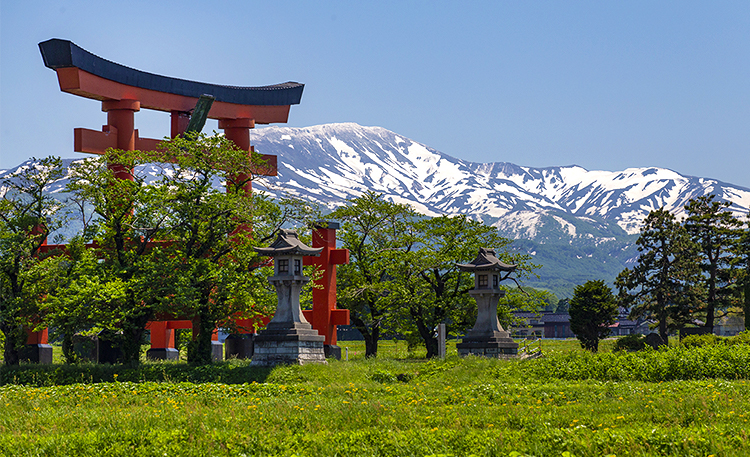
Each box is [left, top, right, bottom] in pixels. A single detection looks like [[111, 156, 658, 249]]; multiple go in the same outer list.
[[542, 313, 571, 323]]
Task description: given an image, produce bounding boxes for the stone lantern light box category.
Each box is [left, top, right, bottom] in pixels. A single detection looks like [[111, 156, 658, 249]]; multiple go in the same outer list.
[[251, 229, 327, 366], [456, 248, 520, 358]]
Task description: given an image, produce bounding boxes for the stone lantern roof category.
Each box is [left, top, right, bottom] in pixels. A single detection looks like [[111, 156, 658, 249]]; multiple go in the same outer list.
[[254, 229, 323, 257], [456, 248, 517, 272]]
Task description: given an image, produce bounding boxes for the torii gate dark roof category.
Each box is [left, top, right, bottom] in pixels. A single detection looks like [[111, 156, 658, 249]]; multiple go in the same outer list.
[[38, 39, 303, 123], [39, 39, 304, 106]]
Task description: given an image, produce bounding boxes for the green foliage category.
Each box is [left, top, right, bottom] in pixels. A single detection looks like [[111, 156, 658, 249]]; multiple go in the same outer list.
[[526, 343, 750, 381], [56, 149, 172, 364], [681, 331, 750, 348], [612, 334, 646, 352], [0, 156, 66, 365], [569, 280, 618, 352], [146, 134, 277, 364], [684, 195, 744, 330], [332, 191, 418, 358], [45, 135, 318, 365], [0, 359, 273, 386], [731, 330, 750, 345], [734, 222, 750, 330], [681, 333, 721, 348], [616, 208, 702, 343], [333, 192, 537, 358], [615, 198, 750, 346], [394, 215, 535, 357], [2, 351, 750, 456]]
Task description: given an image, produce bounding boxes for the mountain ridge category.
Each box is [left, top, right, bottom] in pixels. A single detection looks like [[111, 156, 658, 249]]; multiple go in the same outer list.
[[3, 122, 749, 297], [247, 123, 750, 236]]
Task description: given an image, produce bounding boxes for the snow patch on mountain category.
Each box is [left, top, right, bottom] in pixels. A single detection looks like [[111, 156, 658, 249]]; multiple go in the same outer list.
[[245, 123, 750, 239]]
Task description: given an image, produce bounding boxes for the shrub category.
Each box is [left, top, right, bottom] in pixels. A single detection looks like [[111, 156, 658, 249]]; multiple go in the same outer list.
[[525, 344, 750, 381], [681, 333, 722, 347], [613, 334, 646, 352], [369, 370, 398, 384], [0, 359, 274, 387], [728, 331, 750, 346]]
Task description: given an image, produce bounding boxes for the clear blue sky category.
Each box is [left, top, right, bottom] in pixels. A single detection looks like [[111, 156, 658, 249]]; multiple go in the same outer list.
[[2, 1, 749, 187]]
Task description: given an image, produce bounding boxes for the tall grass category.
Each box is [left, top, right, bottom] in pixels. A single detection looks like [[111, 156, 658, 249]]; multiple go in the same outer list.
[[2, 341, 750, 455], [1, 354, 749, 456], [525, 344, 750, 381]]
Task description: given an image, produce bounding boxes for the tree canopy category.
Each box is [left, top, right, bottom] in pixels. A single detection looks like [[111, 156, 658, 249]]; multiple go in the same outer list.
[[0, 157, 66, 365], [616, 208, 702, 342], [332, 192, 537, 358], [684, 195, 743, 331], [569, 280, 618, 352]]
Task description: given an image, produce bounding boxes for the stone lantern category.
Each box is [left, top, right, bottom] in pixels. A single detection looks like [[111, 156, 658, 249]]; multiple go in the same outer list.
[[251, 229, 327, 366], [456, 248, 519, 358]]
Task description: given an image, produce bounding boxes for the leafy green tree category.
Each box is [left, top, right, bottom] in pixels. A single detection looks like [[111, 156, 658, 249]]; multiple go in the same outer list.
[[684, 195, 743, 331], [394, 215, 534, 358], [568, 280, 618, 352], [0, 157, 65, 365], [331, 192, 417, 358], [334, 194, 538, 358], [143, 133, 287, 364], [55, 134, 312, 365], [61, 149, 172, 364], [616, 208, 701, 343], [42, 236, 108, 363]]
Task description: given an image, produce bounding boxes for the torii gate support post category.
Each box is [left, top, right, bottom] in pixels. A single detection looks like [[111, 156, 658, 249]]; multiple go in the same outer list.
[[21, 327, 53, 364], [303, 221, 350, 359], [21, 229, 54, 363]]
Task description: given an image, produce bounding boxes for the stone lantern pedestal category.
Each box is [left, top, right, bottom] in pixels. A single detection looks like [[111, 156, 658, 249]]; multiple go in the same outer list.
[[251, 229, 327, 366], [456, 288, 518, 358], [456, 248, 519, 359]]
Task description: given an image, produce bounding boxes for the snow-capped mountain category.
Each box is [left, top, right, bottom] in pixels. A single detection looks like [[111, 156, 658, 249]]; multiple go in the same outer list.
[[3, 122, 749, 297], [249, 123, 750, 237]]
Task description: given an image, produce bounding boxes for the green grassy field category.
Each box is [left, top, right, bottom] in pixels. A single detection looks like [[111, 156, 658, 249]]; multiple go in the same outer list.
[[1, 340, 748, 456]]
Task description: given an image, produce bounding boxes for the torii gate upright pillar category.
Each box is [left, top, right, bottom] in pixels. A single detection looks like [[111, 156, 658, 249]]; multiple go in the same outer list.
[[303, 221, 350, 359], [103, 99, 139, 180]]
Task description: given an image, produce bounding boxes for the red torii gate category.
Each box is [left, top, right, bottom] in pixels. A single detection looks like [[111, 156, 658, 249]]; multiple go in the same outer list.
[[33, 39, 349, 361], [303, 222, 350, 358]]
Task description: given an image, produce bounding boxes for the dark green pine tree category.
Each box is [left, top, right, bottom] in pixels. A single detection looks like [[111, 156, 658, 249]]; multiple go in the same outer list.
[[568, 280, 618, 352], [733, 222, 750, 331], [684, 195, 743, 331], [616, 208, 701, 343]]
